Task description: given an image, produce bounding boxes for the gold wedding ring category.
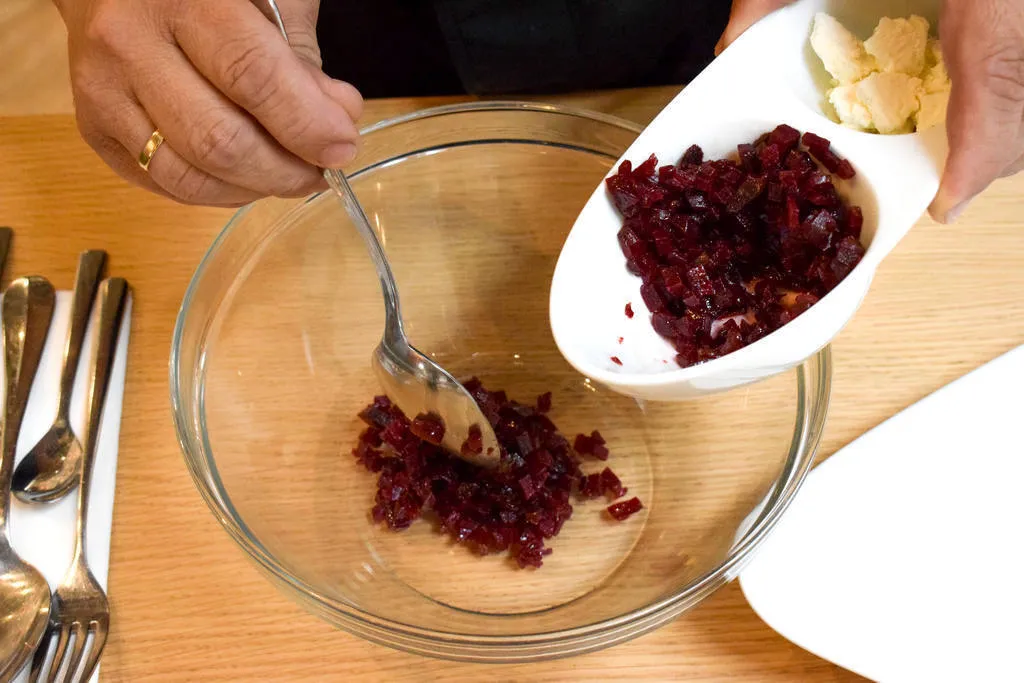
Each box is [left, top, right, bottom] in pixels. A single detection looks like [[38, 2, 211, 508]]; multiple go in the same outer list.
[[137, 130, 165, 171]]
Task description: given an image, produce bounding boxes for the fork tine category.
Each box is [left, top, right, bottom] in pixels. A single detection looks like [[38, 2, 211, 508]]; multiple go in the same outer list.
[[46, 625, 71, 683], [28, 626, 54, 683], [60, 622, 88, 683], [77, 620, 108, 683]]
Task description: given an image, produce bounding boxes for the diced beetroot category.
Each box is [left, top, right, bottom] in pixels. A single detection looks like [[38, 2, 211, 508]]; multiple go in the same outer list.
[[686, 264, 715, 297], [712, 184, 735, 207], [834, 158, 856, 180], [680, 144, 703, 166], [635, 153, 658, 178], [352, 382, 642, 569], [686, 190, 710, 211], [652, 311, 675, 339], [661, 267, 687, 298], [846, 206, 864, 238], [726, 175, 766, 214], [801, 131, 830, 155], [624, 302, 635, 318], [578, 472, 603, 498], [769, 124, 801, 153], [804, 209, 838, 249], [410, 412, 445, 446], [461, 424, 483, 456], [618, 226, 647, 260], [758, 144, 782, 171], [519, 475, 538, 500], [737, 143, 759, 173], [359, 395, 394, 429], [640, 282, 667, 313], [605, 125, 865, 368], [573, 431, 604, 456], [599, 468, 628, 498], [610, 356, 623, 366], [607, 497, 644, 521], [784, 194, 801, 229]]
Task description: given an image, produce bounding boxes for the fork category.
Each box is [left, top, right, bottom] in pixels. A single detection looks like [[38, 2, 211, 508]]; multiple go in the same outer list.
[[30, 278, 128, 683]]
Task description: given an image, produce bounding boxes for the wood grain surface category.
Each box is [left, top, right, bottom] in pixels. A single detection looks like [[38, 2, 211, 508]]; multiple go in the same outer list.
[[1, 84, 1022, 681]]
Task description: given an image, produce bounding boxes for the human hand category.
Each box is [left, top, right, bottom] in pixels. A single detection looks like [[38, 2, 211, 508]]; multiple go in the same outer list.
[[58, 0, 363, 207], [717, 0, 1024, 224], [715, 0, 795, 56], [929, 0, 1024, 223]]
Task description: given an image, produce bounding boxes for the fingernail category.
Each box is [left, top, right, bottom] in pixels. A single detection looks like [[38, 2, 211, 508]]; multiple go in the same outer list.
[[929, 188, 972, 224], [714, 34, 726, 56], [943, 200, 969, 224], [322, 143, 357, 168]]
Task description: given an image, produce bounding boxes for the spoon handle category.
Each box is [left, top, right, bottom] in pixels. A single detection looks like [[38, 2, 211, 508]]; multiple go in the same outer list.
[[256, 0, 407, 342], [72, 278, 128, 564], [0, 227, 11, 283], [56, 250, 107, 418], [0, 277, 55, 532], [323, 169, 405, 339]]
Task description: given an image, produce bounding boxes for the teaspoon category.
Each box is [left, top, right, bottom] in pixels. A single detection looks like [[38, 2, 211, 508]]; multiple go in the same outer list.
[[13, 250, 106, 503]]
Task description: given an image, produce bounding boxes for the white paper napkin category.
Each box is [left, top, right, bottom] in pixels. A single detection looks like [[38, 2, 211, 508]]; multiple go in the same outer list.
[[740, 343, 1024, 682], [6, 291, 132, 683]]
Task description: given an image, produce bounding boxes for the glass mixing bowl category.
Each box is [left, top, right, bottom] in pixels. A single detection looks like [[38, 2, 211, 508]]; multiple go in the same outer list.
[[171, 102, 831, 662]]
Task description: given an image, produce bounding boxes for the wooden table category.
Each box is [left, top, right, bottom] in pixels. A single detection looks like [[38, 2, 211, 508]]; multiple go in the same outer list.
[[1, 87, 1022, 681]]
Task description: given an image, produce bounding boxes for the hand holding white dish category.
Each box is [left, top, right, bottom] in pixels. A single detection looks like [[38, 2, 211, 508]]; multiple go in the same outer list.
[[550, 0, 947, 401]]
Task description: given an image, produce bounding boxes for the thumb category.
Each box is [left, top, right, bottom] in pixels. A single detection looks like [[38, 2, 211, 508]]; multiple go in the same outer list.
[[716, 0, 796, 55], [928, 6, 1024, 223], [269, 0, 322, 67]]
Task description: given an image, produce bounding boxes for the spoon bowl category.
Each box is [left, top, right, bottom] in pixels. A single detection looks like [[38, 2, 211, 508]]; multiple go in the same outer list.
[[0, 277, 56, 678], [0, 561, 51, 679], [550, 0, 945, 401], [11, 421, 82, 503]]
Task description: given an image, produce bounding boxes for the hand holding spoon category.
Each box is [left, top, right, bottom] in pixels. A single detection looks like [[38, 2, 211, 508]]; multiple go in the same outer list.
[[0, 277, 55, 679], [13, 250, 106, 503], [261, 0, 501, 466]]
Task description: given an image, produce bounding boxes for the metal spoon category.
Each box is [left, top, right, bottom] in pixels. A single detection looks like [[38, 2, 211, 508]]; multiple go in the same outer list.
[[0, 276, 55, 679], [261, 0, 500, 467], [0, 227, 12, 280], [13, 250, 106, 503]]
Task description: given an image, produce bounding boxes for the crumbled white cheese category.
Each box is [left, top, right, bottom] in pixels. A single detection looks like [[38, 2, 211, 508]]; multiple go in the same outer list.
[[810, 13, 877, 84], [809, 13, 952, 134], [922, 39, 950, 94], [864, 16, 930, 76], [828, 84, 874, 131], [916, 90, 950, 131], [856, 72, 923, 134]]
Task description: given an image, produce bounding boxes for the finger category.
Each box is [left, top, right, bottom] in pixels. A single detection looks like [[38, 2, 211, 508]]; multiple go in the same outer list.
[[171, 0, 363, 168], [78, 98, 264, 207], [126, 45, 327, 198], [929, 4, 1024, 223], [716, 0, 797, 55], [1001, 152, 1024, 178], [929, 74, 1024, 223]]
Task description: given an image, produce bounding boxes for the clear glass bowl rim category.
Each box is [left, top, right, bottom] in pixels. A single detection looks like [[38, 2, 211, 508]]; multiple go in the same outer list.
[[169, 100, 833, 662]]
